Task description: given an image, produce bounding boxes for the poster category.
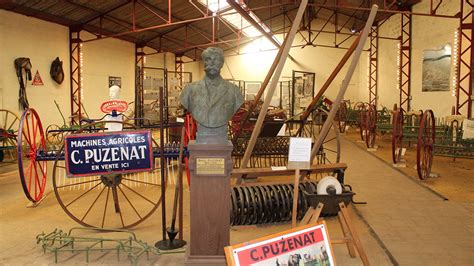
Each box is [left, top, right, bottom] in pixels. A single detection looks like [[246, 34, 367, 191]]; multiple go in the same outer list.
[[226, 222, 335, 266], [422, 44, 451, 91], [109, 76, 122, 87]]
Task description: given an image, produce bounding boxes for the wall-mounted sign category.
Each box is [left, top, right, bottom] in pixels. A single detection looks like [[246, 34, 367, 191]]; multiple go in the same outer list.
[[65, 130, 153, 177], [108, 76, 121, 87], [225, 222, 335, 266], [31, 70, 44, 86]]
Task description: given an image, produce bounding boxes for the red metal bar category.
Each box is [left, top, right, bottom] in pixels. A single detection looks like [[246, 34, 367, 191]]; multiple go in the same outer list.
[[456, 0, 473, 118], [137, 0, 168, 23], [307, 3, 459, 19], [168, 0, 171, 22], [69, 29, 82, 125], [399, 13, 412, 111], [369, 26, 378, 107], [134, 45, 145, 126]]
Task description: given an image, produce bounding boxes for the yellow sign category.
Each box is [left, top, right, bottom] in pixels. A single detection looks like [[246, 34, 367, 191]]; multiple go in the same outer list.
[[196, 157, 225, 175]]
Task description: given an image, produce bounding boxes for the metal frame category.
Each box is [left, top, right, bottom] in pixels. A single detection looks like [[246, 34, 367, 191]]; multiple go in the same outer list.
[[369, 25, 378, 108], [135, 45, 145, 127], [69, 29, 82, 125], [456, 0, 473, 118], [399, 13, 412, 111]]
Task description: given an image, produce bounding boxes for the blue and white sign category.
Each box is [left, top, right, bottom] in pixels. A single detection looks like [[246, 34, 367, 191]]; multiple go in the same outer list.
[[65, 130, 153, 177]]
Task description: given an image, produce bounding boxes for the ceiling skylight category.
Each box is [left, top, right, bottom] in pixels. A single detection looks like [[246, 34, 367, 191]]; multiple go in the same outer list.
[[198, 0, 276, 40]]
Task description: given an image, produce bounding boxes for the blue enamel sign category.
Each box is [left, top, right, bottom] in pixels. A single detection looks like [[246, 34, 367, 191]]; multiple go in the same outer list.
[[65, 130, 153, 177]]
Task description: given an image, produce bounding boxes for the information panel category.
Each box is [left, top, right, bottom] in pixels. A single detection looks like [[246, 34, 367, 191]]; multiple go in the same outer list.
[[65, 130, 153, 177]]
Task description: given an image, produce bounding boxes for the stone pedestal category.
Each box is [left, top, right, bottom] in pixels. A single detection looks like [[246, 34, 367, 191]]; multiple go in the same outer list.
[[185, 141, 233, 265]]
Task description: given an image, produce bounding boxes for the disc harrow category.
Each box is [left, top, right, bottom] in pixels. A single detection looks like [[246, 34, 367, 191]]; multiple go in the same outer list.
[[230, 181, 354, 226]]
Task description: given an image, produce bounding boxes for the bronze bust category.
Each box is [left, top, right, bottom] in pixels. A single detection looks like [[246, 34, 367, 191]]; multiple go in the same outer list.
[[180, 47, 244, 144]]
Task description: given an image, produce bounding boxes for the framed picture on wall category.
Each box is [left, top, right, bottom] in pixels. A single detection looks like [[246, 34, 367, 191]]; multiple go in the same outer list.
[[108, 76, 121, 87], [422, 44, 452, 92]]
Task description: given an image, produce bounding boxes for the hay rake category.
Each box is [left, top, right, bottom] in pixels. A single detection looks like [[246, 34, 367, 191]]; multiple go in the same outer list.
[[36, 227, 184, 265]]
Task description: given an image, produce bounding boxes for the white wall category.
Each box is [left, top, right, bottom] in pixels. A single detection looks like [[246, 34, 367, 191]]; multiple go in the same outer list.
[[81, 31, 135, 120], [0, 10, 70, 128], [0, 10, 175, 127], [378, 1, 460, 116]]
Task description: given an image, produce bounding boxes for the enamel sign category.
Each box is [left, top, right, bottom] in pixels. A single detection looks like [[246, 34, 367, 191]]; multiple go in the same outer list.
[[65, 130, 153, 177]]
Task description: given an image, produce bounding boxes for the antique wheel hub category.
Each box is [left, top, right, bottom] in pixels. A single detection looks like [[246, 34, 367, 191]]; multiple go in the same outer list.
[[101, 173, 122, 187]]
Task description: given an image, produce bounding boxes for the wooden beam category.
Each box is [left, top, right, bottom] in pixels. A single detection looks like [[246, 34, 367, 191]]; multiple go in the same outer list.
[[237, 0, 309, 184], [310, 5, 379, 161]]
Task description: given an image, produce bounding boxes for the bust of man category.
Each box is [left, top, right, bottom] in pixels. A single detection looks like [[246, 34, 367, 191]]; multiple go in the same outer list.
[[180, 47, 244, 144]]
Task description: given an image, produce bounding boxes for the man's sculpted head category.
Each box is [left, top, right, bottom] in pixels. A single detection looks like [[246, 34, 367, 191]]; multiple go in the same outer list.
[[109, 85, 121, 99], [202, 47, 224, 78]]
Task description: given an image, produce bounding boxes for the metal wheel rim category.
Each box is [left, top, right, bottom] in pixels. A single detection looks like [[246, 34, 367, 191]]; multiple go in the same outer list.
[[17, 108, 47, 202], [417, 110, 435, 180]]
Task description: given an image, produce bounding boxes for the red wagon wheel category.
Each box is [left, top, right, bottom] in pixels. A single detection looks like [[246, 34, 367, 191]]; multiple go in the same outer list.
[[17, 108, 48, 203], [336, 101, 348, 133], [364, 104, 377, 148], [354, 102, 367, 140], [417, 110, 435, 180], [183, 113, 196, 186], [391, 108, 405, 164], [52, 121, 166, 229]]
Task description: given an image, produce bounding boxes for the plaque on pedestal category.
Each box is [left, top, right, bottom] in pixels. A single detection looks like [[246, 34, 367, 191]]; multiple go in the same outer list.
[[185, 141, 233, 265]]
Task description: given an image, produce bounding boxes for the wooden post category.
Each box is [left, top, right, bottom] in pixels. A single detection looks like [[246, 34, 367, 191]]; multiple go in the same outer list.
[[291, 169, 300, 227], [296, 34, 361, 136], [238, 0, 309, 184], [310, 5, 379, 161]]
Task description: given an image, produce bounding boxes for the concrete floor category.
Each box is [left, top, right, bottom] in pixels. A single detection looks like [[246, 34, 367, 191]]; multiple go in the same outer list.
[[0, 135, 472, 265]]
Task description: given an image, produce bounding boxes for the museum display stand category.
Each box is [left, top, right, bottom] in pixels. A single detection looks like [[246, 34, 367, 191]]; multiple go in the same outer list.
[[185, 141, 233, 265]]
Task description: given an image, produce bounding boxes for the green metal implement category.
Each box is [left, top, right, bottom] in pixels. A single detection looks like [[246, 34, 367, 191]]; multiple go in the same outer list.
[[36, 227, 184, 265]]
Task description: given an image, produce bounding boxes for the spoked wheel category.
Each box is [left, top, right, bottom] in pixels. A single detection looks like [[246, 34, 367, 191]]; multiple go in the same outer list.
[[183, 114, 196, 186], [354, 102, 367, 140], [45, 124, 65, 150], [17, 108, 48, 203], [336, 101, 348, 133], [0, 109, 20, 162], [364, 104, 377, 148], [417, 110, 435, 180], [392, 108, 404, 163], [52, 121, 166, 228], [313, 112, 341, 164]]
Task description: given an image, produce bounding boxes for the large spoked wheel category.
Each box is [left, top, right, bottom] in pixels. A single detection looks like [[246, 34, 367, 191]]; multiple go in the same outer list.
[[336, 101, 348, 133], [392, 108, 404, 163], [354, 102, 367, 140], [17, 108, 48, 203], [0, 109, 20, 162], [313, 111, 341, 164], [364, 104, 377, 148], [417, 110, 435, 180], [52, 121, 166, 228], [45, 124, 65, 150]]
